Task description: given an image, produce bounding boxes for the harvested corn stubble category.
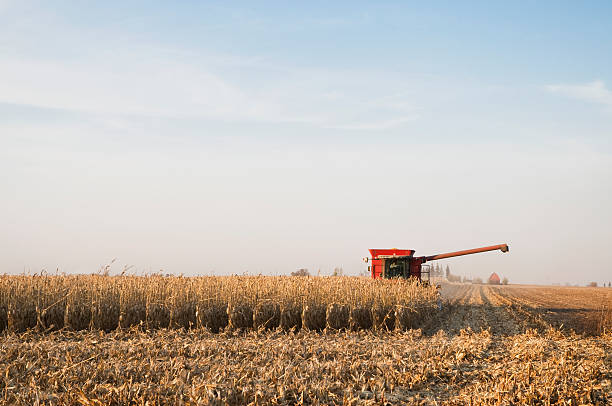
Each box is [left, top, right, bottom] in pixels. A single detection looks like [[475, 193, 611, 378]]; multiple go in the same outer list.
[[1, 328, 609, 405]]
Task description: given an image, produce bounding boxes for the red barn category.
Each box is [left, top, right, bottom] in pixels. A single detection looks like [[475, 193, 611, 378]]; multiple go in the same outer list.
[[488, 272, 501, 285]]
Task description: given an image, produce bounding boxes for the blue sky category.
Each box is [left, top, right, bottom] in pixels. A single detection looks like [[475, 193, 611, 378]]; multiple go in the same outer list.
[[1, 1, 611, 284]]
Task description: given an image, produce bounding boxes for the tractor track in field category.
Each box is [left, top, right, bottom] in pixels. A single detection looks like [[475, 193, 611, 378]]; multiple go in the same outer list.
[[487, 286, 553, 333], [426, 283, 612, 336], [490, 285, 611, 334], [423, 284, 553, 336]]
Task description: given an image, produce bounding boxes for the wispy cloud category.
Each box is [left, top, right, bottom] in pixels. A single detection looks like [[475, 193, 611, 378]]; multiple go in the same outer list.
[[546, 80, 612, 111], [0, 56, 279, 121], [0, 3, 424, 132], [0, 50, 421, 131]]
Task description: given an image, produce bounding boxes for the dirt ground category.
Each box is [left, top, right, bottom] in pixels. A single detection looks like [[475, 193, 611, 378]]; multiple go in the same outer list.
[[428, 283, 612, 336]]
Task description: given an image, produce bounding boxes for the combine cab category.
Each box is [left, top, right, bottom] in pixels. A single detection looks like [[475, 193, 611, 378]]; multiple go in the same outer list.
[[365, 244, 509, 284]]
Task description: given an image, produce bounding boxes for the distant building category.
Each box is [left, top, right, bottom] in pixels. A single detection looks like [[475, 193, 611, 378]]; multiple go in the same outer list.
[[488, 272, 501, 285]]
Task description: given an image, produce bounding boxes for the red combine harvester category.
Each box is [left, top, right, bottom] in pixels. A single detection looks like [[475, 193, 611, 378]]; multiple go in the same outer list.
[[364, 244, 509, 284]]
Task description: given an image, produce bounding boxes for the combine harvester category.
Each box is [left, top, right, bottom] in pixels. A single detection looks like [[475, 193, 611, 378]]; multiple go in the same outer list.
[[364, 244, 509, 285]]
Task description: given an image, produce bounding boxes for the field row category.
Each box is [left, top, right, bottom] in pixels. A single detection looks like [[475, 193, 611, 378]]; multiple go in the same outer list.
[[0, 275, 439, 333]]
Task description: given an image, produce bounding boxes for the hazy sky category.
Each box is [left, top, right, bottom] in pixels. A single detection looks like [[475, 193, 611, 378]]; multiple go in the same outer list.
[[1, 1, 611, 285]]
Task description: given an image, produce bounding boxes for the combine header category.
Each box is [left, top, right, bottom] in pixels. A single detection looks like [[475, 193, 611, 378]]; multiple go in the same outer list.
[[364, 244, 509, 284]]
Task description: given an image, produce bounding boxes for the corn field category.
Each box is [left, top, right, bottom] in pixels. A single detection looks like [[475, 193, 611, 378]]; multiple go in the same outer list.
[[1, 275, 610, 405], [0, 275, 439, 333]]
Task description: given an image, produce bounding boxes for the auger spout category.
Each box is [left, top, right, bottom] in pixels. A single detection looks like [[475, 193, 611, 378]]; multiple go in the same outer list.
[[425, 244, 509, 262]]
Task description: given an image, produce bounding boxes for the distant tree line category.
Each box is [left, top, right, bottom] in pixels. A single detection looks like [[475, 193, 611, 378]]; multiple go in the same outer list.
[[290, 267, 344, 277], [430, 262, 510, 285], [291, 268, 310, 277]]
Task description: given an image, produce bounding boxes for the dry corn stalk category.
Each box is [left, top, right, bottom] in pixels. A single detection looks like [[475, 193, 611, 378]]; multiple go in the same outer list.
[[0, 275, 438, 333]]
